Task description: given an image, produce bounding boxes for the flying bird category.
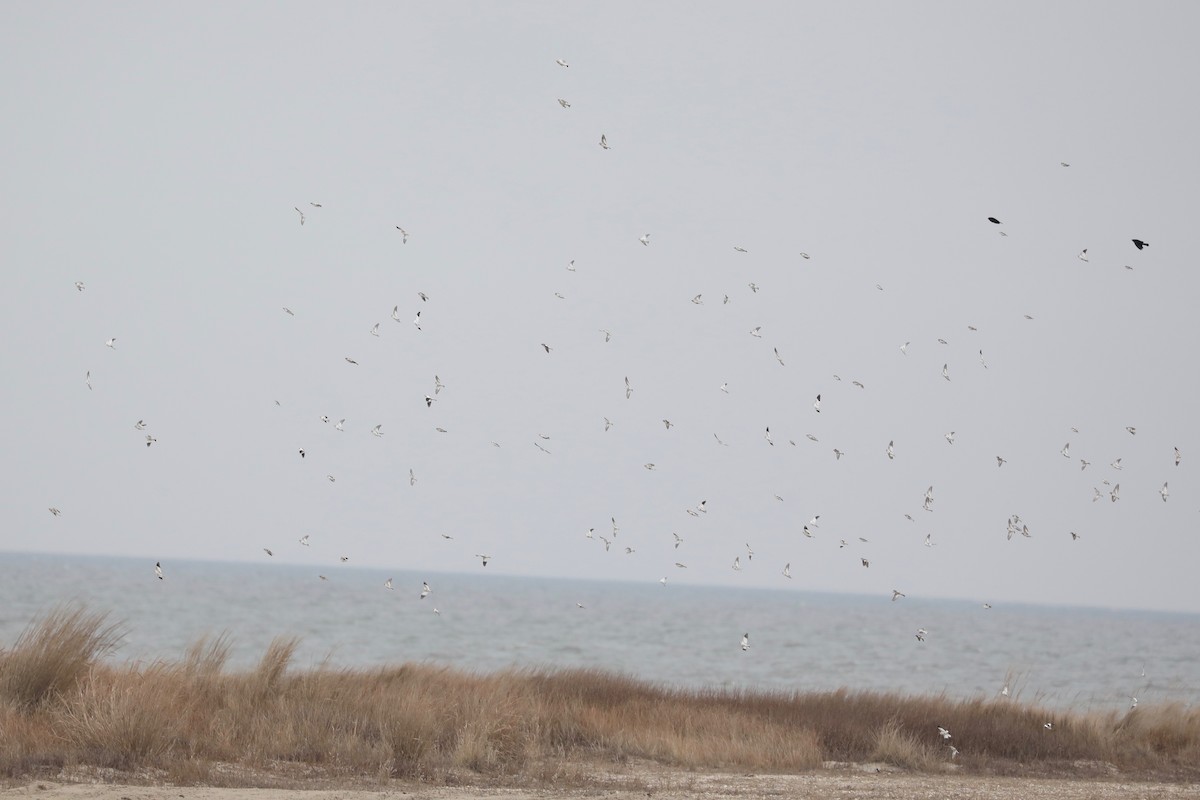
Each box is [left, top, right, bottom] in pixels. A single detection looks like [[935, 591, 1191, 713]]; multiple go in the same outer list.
[[384, 578, 393, 590], [557, 98, 570, 108], [774, 347, 785, 366], [263, 548, 273, 556], [1132, 239, 1149, 250], [937, 726, 952, 740], [105, 338, 116, 349], [294, 207, 305, 225], [420, 581, 431, 599], [740, 633, 750, 651], [625, 376, 632, 399], [942, 363, 950, 381], [475, 553, 491, 566], [155, 562, 163, 580], [299, 535, 310, 546], [85, 371, 92, 390], [987, 217, 1001, 224], [915, 628, 927, 642], [1078, 249, 1088, 262], [48, 507, 61, 516], [813, 394, 821, 413], [782, 563, 792, 579], [396, 227, 408, 243], [892, 589, 906, 601], [555, 58, 569, 67], [1160, 482, 1169, 502], [371, 425, 384, 437], [75, 281, 85, 291], [599, 134, 610, 149], [639, 234, 650, 246], [886, 441, 895, 460], [750, 326, 762, 338]]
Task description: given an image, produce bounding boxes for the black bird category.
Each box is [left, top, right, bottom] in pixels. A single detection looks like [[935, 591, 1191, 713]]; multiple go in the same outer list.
[[1132, 239, 1149, 250], [987, 217, 1002, 224]]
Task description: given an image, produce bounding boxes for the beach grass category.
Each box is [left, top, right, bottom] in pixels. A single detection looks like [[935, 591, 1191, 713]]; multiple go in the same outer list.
[[1, 605, 1197, 786]]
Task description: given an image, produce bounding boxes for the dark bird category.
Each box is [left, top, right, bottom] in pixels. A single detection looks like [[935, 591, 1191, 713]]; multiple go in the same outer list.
[[987, 217, 1002, 224], [1132, 239, 1149, 250]]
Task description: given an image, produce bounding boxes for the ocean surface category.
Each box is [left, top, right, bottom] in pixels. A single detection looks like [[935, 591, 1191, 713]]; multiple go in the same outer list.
[[1, 552, 1197, 712]]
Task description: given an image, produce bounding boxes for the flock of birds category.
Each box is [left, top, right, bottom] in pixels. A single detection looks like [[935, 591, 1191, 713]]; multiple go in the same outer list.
[[40, 56, 1186, 739]]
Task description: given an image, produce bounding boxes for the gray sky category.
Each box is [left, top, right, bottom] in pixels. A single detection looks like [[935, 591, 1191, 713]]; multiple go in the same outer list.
[[4, 2, 1199, 613]]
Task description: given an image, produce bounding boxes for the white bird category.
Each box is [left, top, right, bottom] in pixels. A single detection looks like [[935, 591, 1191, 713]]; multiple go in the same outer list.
[[924, 533, 935, 548], [625, 376, 632, 399], [145, 435, 157, 447], [639, 234, 650, 246], [1111, 484, 1120, 503], [603, 417, 613, 431], [154, 562, 164, 580], [1079, 458, 1090, 470], [643, 463, 656, 470], [413, 311, 422, 330], [1175, 446, 1182, 466], [557, 98, 570, 108], [900, 341, 909, 355], [85, 371, 92, 390], [612, 517, 620, 536], [942, 363, 950, 381], [740, 633, 750, 651], [750, 326, 762, 338], [294, 207, 305, 225], [134, 420, 147, 430], [345, 357, 358, 365], [886, 440, 895, 460], [369, 323, 380, 337], [861, 558, 870, 568], [48, 507, 61, 516], [555, 58, 569, 67], [391, 305, 402, 322], [672, 533, 683, 549], [599, 133, 610, 149], [813, 394, 821, 413], [299, 535, 310, 547], [384, 578, 393, 590], [948, 745, 960, 759], [748, 282, 759, 293], [732, 557, 742, 571], [719, 382, 728, 393], [663, 419, 673, 429], [335, 419, 345, 431], [1111, 458, 1123, 470], [659, 577, 668, 586], [409, 469, 417, 486], [282, 307, 294, 316], [371, 424, 384, 437], [833, 448, 843, 460], [1044, 722, 1054, 731], [692, 294, 703, 305], [1078, 249, 1088, 262], [475, 553, 491, 566], [420, 581, 431, 599], [937, 726, 952, 740], [764, 427, 774, 446], [774, 347, 785, 366], [395, 227, 408, 243], [1061, 442, 1071, 458], [781, 563, 793, 580], [105, 338, 116, 349], [74, 281, 85, 291], [945, 431, 956, 445], [923, 486, 934, 512], [567, 260, 576, 271], [892, 589, 906, 601], [1160, 482, 1169, 502], [915, 628, 927, 642]]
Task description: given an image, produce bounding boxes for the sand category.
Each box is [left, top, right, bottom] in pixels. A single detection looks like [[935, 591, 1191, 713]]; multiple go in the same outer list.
[[4, 768, 1199, 800]]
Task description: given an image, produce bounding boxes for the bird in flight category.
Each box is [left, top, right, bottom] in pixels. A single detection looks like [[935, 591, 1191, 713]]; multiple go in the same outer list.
[[892, 589, 906, 601], [1078, 249, 1088, 262], [625, 376, 632, 399], [782, 563, 792, 579], [1132, 239, 1149, 250], [85, 371, 92, 390], [294, 207, 305, 225], [48, 507, 61, 516], [937, 726, 952, 740], [155, 562, 164, 580], [996, 456, 1007, 467], [105, 338, 116, 349], [740, 633, 751, 651], [263, 548, 273, 556], [987, 217, 1001, 225], [813, 394, 821, 413], [915, 628, 927, 642], [886, 440, 895, 460], [475, 553, 491, 566], [1160, 482, 1169, 502], [420, 581, 431, 599], [395, 226, 409, 243], [299, 535, 310, 547], [639, 233, 650, 246], [750, 326, 762, 338], [599, 134, 610, 149], [557, 98, 571, 108], [371, 425, 384, 437], [555, 58, 569, 67]]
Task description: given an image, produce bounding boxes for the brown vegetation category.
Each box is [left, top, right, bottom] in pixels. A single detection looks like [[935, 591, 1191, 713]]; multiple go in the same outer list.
[[1, 605, 1197, 787]]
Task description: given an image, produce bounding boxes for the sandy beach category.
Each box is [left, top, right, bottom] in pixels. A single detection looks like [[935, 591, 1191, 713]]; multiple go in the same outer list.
[[5, 768, 1199, 800]]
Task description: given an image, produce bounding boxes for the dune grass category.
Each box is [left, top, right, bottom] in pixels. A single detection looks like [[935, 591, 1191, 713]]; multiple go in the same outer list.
[[1, 605, 1197, 786]]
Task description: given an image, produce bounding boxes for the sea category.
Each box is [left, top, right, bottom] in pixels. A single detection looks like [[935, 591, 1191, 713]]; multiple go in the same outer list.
[[2, 552, 1197, 713]]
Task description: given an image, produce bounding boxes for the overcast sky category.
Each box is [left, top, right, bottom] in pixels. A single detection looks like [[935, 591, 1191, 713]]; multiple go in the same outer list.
[[3, 2, 1199, 613]]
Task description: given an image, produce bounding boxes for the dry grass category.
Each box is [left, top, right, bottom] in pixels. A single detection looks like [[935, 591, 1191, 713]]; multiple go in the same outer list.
[[1, 606, 1198, 787]]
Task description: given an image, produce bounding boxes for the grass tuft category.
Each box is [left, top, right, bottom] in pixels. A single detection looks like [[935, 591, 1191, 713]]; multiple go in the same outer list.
[[1, 608, 1198, 786]]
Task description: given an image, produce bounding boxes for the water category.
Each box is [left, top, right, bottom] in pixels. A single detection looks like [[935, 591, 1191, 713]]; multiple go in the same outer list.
[[2, 552, 1197, 712]]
